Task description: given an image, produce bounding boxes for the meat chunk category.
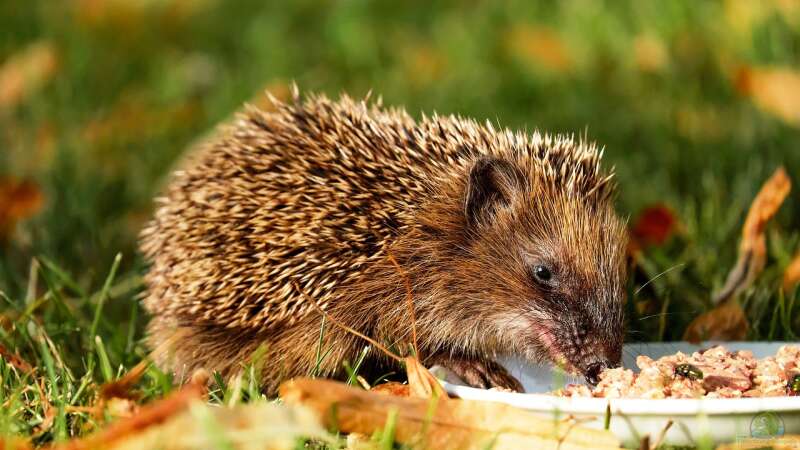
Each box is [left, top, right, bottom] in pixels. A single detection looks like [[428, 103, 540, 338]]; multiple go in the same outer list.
[[552, 345, 800, 399]]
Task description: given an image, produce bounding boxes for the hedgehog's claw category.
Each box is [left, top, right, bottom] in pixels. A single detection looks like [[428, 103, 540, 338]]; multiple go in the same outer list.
[[431, 356, 524, 392]]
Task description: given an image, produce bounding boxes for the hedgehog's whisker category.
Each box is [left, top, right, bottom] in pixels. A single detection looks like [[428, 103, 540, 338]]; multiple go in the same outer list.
[[294, 281, 403, 363], [634, 263, 686, 296]]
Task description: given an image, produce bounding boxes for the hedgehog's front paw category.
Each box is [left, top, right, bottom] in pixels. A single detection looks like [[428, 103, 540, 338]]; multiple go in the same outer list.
[[430, 356, 523, 392]]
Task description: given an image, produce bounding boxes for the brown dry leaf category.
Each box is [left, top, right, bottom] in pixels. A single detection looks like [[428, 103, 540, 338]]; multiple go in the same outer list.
[[735, 66, 800, 127], [505, 25, 573, 73], [281, 378, 620, 450], [784, 252, 800, 292], [0, 41, 58, 110], [405, 356, 446, 398], [684, 301, 749, 343], [0, 178, 44, 243], [0, 343, 35, 373], [714, 167, 791, 304], [50, 377, 207, 450], [115, 402, 327, 450]]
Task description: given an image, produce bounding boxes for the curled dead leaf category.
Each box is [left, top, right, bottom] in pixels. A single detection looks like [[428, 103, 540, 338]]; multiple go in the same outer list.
[[684, 301, 749, 344], [714, 167, 791, 304]]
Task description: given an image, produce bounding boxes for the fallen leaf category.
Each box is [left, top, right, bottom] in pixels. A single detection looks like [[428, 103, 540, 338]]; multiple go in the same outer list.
[[0, 438, 32, 450], [0, 178, 44, 243], [735, 66, 800, 127], [684, 301, 749, 344], [370, 381, 410, 397], [0, 41, 58, 110], [714, 167, 791, 303], [405, 356, 446, 398], [281, 378, 620, 450], [0, 343, 34, 373], [50, 376, 207, 450], [59, 402, 327, 450], [784, 252, 800, 292], [717, 435, 800, 450], [505, 25, 573, 73]]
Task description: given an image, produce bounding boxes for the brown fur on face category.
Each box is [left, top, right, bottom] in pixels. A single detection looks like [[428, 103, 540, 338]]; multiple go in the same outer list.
[[140, 90, 628, 393]]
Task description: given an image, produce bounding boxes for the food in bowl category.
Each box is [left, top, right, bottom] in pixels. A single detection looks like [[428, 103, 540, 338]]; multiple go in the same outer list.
[[554, 345, 800, 399]]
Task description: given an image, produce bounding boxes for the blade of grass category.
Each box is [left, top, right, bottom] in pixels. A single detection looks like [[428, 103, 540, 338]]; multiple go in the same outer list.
[[94, 335, 114, 383], [90, 253, 122, 339], [378, 407, 398, 450]]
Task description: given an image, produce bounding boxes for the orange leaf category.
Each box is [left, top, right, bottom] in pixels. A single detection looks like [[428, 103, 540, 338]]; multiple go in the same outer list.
[[281, 378, 620, 450], [0, 41, 58, 110], [683, 301, 749, 344], [736, 66, 800, 127], [0, 178, 44, 243], [784, 252, 800, 293], [715, 167, 791, 303], [50, 375, 207, 450]]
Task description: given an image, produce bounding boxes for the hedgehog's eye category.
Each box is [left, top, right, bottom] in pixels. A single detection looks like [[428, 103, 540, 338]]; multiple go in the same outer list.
[[531, 265, 553, 284]]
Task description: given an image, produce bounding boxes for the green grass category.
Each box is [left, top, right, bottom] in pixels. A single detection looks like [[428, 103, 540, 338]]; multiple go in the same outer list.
[[1, 0, 800, 447]]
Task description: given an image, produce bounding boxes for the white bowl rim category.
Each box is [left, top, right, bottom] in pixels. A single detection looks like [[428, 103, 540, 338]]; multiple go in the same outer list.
[[443, 381, 800, 416]]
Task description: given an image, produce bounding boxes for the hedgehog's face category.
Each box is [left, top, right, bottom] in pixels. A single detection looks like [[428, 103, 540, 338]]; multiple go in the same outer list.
[[462, 156, 627, 385]]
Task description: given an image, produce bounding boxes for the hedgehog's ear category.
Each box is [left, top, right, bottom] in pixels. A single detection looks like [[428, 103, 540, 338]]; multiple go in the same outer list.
[[464, 156, 526, 228]]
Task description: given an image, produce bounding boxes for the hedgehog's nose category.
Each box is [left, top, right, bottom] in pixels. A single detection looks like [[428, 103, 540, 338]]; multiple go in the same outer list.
[[584, 361, 610, 386]]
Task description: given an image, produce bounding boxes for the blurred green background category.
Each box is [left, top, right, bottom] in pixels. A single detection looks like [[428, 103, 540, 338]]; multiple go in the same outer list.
[[2, 0, 800, 341]]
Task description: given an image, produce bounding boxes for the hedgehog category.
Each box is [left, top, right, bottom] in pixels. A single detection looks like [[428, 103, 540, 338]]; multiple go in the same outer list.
[[140, 90, 628, 394]]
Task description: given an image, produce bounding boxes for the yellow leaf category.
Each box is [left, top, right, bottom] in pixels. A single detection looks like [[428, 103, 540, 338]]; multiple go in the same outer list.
[[281, 378, 620, 450], [736, 67, 800, 127], [633, 34, 668, 73]]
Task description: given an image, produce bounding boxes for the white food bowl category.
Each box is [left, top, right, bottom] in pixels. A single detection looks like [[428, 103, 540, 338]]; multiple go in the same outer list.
[[440, 341, 800, 447]]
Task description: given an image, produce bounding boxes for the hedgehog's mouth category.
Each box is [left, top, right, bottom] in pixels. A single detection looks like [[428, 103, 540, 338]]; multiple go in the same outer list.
[[527, 325, 581, 375]]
